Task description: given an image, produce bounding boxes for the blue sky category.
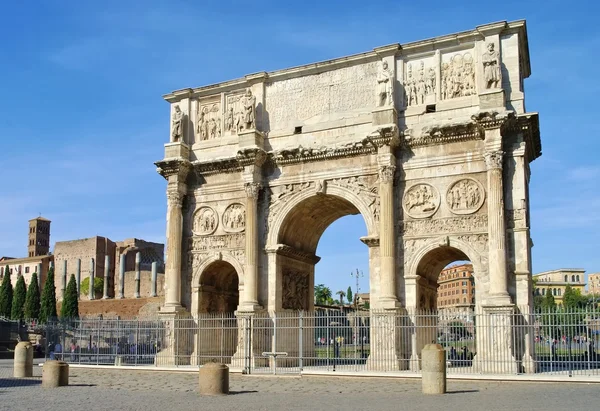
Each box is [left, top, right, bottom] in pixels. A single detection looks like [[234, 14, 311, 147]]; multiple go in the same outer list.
[[0, 1, 598, 296]]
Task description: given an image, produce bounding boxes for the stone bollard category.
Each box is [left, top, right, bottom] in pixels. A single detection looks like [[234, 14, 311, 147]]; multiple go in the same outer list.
[[421, 343, 446, 394], [199, 362, 229, 395], [42, 360, 69, 388], [14, 341, 34, 378]]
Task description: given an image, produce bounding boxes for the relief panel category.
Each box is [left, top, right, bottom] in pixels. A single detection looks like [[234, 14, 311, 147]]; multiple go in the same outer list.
[[441, 50, 476, 100], [446, 178, 485, 215], [192, 207, 218, 236], [404, 56, 436, 107], [222, 203, 246, 233], [282, 270, 309, 310], [196, 99, 222, 141], [402, 183, 440, 219]]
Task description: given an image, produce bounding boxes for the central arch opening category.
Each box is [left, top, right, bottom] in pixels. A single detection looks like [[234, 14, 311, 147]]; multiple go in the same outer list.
[[198, 260, 239, 313]]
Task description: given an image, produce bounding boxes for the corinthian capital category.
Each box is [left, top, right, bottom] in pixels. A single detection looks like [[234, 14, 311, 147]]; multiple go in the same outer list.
[[167, 186, 185, 209], [378, 165, 396, 183], [244, 182, 261, 199], [484, 150, 504, 170]]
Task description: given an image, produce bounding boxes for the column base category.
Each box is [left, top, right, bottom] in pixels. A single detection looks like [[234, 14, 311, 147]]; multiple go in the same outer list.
[[231, 311, 269, 371], [487, 292, 512, 306], [366, 308, 409, 371]]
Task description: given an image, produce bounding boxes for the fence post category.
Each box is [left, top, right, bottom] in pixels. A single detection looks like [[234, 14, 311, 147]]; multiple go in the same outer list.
[[272, 312, 277, 375], [299, 311, 303, 372]]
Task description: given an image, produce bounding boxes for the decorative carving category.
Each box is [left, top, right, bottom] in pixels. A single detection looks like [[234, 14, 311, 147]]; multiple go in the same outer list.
[[282, 270, 309, 310], [441, 52, 476, 100], [222, 203, 245, 232], [484, 150, 504, 170], [167, 187, 184, 209], [378, 165, 396, 184], [197, 103, 221, 140], [506, 208, 526, 229], [188, 252, 209, 271], [267, 182, 312, 232], [228, 249, 246, 266], [455, 234, 489, 254], [405, 61, 435, 107], [402, 238, 430, 268], [192, 207, 218, 235], [189, 233, 245, 251], [446, 178, 485, 215], [482, 42, 501, 89], [241, 89, 256, 131], [376, 60, 393, 107], [171, 105, 184, 142], [403, 183, 440, 219], [402, 215, 488, 236], [315, 179, 326, 194], [275, 244, 321, 265], [408, 122, 482, 148], [273, 141, 376, 165], [328, 176, 380, 222], [244, 182, 261, 199]]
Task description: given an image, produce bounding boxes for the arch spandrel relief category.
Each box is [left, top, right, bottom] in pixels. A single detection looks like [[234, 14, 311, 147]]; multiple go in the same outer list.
[[402, 183, 440, 219], [446, 178, 485, 215]]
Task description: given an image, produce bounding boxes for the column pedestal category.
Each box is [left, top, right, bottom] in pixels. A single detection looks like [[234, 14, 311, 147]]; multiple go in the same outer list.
[[366, 309, 409, 371], [154, 309, 193, 366], [473, 305, 518, 374], [231, 311, 269, 371]]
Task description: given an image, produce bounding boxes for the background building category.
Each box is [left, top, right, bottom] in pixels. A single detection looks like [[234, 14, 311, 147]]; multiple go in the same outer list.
[[533, 269, 586, 305], [586, 273, 600, 295], [437, 263, 475, 309]]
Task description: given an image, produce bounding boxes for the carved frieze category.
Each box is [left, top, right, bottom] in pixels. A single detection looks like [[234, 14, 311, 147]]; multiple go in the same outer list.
[[446, 178, 485, 215], [328, 175, 380, 222], [189, 233, 245, 251], [267, 182, 312, 233], [282, 270, 309, 310], [197, 102, 222, 141], [402, 215, 488, 237], [192, 207, 218, 235], [405, 61, 435, 107], [402, 183, 440, 219], [225, 90, 256, 134], [406, 122, 482, 148], [455, 234, 489, 254], [441, 52, 476, 100], [222, 203, 245, 233]]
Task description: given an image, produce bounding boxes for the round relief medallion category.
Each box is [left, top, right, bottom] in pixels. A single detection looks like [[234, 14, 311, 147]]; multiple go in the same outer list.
[[446, 178, 485, 215], [222, 203, 245, 233], [402, 183, 440, 219], [192, 206, 218, 235]]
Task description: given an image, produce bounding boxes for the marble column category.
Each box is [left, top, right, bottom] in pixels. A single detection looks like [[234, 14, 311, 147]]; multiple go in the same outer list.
[[89, 258, 95, 300], [378, 164, 398, 306], [36, 263, 42, 287], [118, 254, 125, 299], [76, 259, 81, 299], [485, 150, 511, 303], [242, 182, 260, 310], [151, 262, 158, 297], [134, 252, 141, 298], [102, 255, 110, 299], [164, 185, 185, 310]]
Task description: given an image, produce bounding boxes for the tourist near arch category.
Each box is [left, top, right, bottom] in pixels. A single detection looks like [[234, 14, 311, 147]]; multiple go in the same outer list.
[[155, 20, 541, 373]]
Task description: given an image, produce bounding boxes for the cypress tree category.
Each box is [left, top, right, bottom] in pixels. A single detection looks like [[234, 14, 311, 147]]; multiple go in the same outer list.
[[39, 267, 57, 323], [60, 274, 79, 319], [11, 275, 26, 320], [0, 269, 13, 318], [24, 272, 41, 320]]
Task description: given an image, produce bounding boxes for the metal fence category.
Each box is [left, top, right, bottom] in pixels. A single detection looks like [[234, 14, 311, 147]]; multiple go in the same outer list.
[[42, 306, 600, 378]]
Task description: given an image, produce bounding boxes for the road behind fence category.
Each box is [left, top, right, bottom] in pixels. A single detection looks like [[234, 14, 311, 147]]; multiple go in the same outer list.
[[42, 307, 600, 379]]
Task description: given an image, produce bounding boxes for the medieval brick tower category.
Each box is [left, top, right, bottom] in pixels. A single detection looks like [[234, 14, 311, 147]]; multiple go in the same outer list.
[[28, 216, 51, 257]]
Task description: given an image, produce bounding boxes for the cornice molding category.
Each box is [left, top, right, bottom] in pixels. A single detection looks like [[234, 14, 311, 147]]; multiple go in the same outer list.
[[274, 244, 321, 265], [155, 159, 191, 180], [407, 122, 482, 148]]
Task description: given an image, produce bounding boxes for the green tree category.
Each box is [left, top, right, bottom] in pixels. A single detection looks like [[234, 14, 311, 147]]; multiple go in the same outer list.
[[80, 276, 103, 298], [10, 275, 26, 320], [541, 290, 556, 311], [314, 284, 332, 305], [563, 285, 585, 309], [0, 269, 13, 318], [60, 274, 79, 319], [336, 290, 346, 307], [347, 286, 353, 305], [24, 273, 41, 320], [39, 267, 57, 323]]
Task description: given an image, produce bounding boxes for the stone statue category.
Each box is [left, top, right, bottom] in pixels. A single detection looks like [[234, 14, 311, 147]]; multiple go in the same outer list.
[[197, 107, 208, 140], [171, 105, 183, 142], [226, 107, 235, 132], [482, 42, 501, 89], [376, 61, 393, 107], [241, 89, 256, 130]]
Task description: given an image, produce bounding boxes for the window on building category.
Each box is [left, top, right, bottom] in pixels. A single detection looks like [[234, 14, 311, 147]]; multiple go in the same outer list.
[[462, 281, 467, 286], [577, 275, 580, 282], [553, 288, 557, 296], [558, 289, 562, 296], [565, 275, 568, 282], [462, 289, 467, 294], [463, 298, 467, 303], [25, 267, 29, 274], [572, 275, 576, 282]]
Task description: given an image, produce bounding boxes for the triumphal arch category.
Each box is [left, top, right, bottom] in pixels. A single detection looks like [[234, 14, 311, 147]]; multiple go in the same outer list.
[[155, 20, 541, 373]]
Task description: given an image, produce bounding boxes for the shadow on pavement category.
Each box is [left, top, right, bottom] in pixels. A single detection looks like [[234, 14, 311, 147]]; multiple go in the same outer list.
[[229, 390, 259, 395], [0, 378, 41, 388], [446, 390, 479, 394]]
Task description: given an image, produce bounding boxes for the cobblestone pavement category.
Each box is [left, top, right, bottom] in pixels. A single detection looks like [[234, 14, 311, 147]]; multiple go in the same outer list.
[[0, 359, 597, 411]]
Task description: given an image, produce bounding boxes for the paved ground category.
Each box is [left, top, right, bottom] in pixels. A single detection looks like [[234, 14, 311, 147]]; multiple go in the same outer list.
[[0, 359, 597, 411]]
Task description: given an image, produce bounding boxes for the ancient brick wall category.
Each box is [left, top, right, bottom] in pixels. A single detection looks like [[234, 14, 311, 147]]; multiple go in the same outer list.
[[121, 271, 165, 298]]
